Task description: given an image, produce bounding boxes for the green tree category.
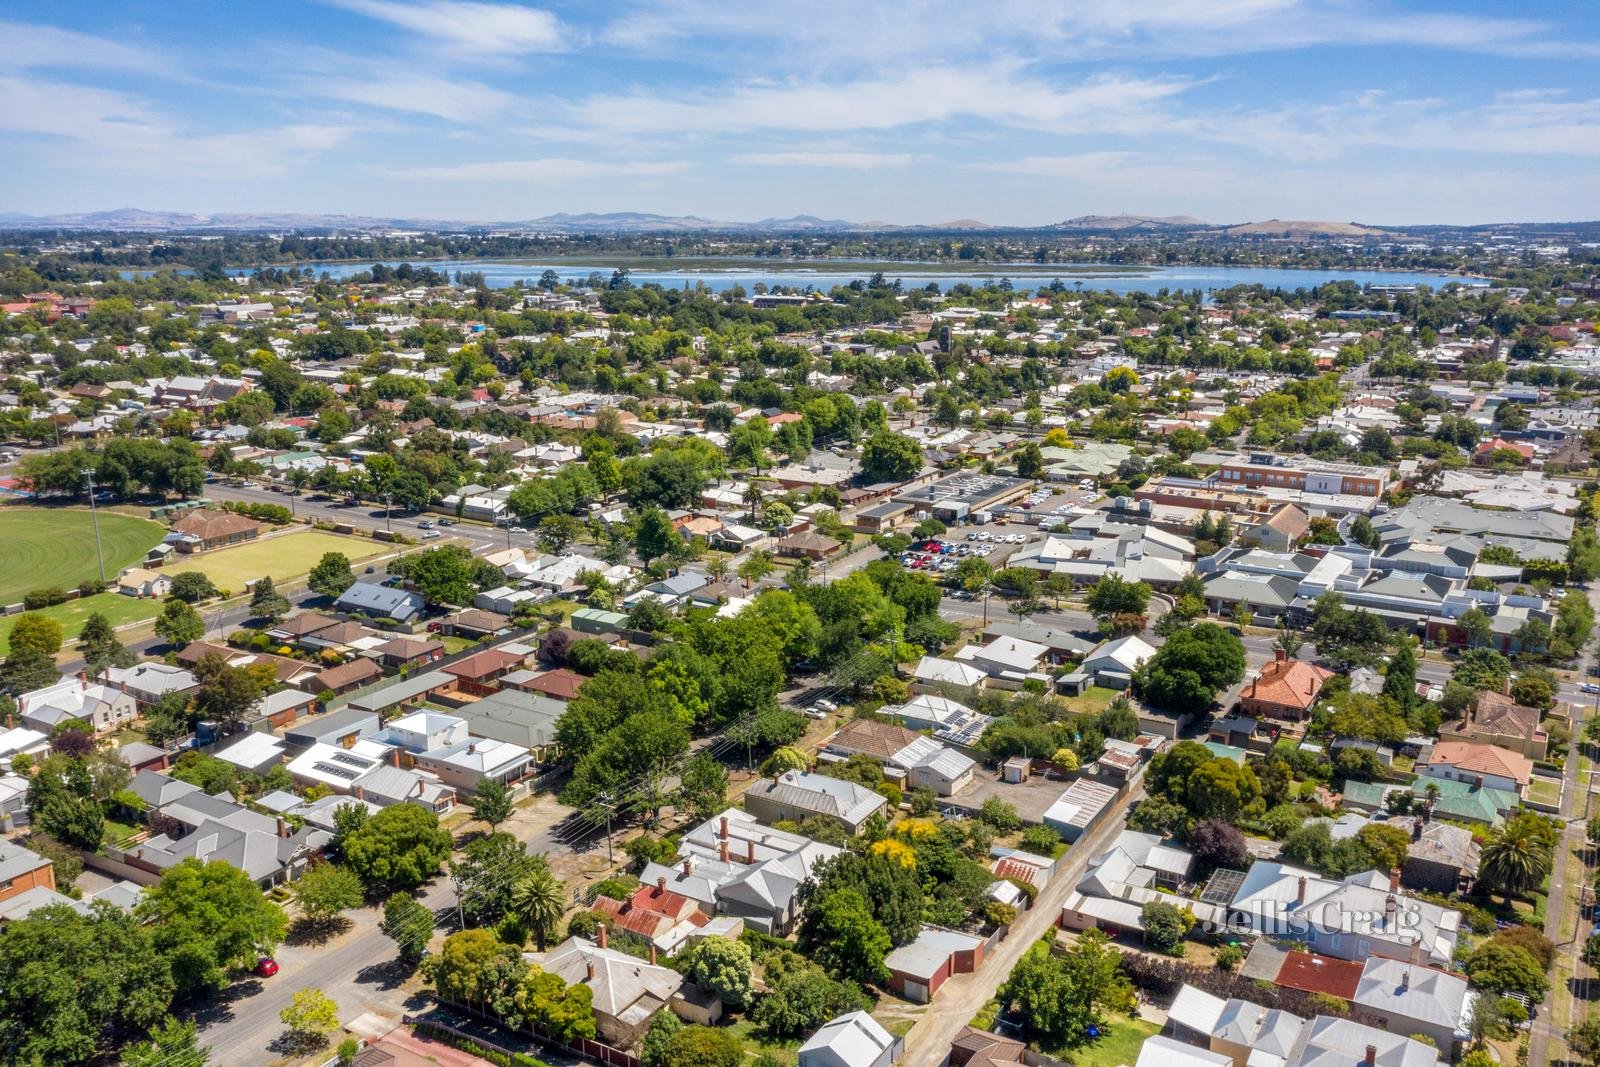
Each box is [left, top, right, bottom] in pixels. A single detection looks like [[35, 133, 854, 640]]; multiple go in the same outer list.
[[1141, 900, 1196, 953], [137, 858, 288, 997], [1458, 606, 1493, 649], [1383, 642, 1418, 708], [167, 571, 220, 603], [1479, 815, 1554, 905], [8, 612, 62, 656], [508, 868, 567, 951], [1464, 942, 1548, 1002], [121, 1016, 210, 1067], [279, 987, 340, 1051], [294, 864, 364, 929], [642, 1012, 684, 1067], [154, 598, 204, 647], [1135, 622, 1246, 714], [859, 431, 922, 482], [307, 552, 356, 598], [686, 937, 754, 1009], [341, 804, 453, 892], [658, 1025, 744, 1067], [472, 777, 514, 829], [78, 611, 135, 673], [1086, 573, 1151, 622], [675, 751, 728, 823], [190, 652, 271, 733], [633, 508, 682, 564], [248, 576, 291, 623], [515, 965, 596, 1042], [380, 892, 433, 967], [1453, 648, 1513, 691], [750, 950, 870, 1038], [797, 886, 892, 984]]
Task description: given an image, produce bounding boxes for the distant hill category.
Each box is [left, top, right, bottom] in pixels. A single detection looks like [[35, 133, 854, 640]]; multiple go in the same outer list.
[[1052, 214, 1208, 231], [1221, 219, 1391, 237]]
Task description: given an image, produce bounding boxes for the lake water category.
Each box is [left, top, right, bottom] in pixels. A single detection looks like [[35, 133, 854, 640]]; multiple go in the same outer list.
[[251, 259, 1476, 295]]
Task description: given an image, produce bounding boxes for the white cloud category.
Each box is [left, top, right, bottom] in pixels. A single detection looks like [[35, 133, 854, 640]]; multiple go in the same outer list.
[[729, 151, 914, 169], [0, 76, 352, 177], [0, 20, 162, 71], [394, 158, 692, 181], [329, 0, 565, 55], [316, 73, 516, 121], [569, 67, 1195, 137]]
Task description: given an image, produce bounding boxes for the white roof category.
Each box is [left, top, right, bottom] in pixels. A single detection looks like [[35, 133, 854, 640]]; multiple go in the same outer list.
[[1353, 958, 1470, 1031], [1086, 634, 1158, 672], [214, 732, 287, 768], [912, 656, 985, 688], [1167, 984, 1228, 1036], [1136, 1035, 1234, 1067], [798, 1011, 896, 1067]]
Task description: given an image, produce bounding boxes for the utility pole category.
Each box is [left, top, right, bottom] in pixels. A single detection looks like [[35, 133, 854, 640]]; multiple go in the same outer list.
[[598, 792, 614, 864], [383, 493, 393, 533], [81, 469, 106, 584]]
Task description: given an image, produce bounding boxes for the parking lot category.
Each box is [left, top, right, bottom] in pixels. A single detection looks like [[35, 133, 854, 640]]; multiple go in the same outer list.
[[897, 527, 1038, 575]]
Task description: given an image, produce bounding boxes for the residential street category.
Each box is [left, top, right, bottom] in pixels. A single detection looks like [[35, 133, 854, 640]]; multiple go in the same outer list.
[[1529, 585, 1600, 1067], [900, 780, 1147, 1067]]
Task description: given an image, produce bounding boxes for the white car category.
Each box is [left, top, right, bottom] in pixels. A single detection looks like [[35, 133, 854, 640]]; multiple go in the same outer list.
[[815, 698, 838, 712], [804, 706, 828, 719]]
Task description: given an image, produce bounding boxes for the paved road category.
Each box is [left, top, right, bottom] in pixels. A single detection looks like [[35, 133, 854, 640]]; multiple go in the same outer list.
[[193, 878, 458, 1066], [900, 779, 1146, 1067], [1529, 585, 1600, 1067]]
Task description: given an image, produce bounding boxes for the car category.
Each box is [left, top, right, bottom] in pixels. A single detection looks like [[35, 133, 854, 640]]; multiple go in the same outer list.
[[815, 699, 838, 712], [254, 958, 279, 978], [418, 520, 435, 529], [439, 519, 454, 526], [421, 530, 442, 540], [803, 706, 828, 719], [1583, 683, 1600, 694], [967, 532, 980, 541], [426, 621, 444, 633]]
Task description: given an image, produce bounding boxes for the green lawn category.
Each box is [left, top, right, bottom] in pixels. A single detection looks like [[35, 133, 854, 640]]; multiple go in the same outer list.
[[1527, 777, 1563, 807], [723, 1019, 800, 1066], [0, 591, 160, 655], [1063, 685, 1121, 715], [174, 529, 388, 593], [1054, 1016, 1160, 1067], [0, 506, 165, 605]]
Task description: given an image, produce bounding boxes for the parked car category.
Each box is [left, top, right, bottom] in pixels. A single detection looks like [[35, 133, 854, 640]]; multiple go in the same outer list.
[[254, 958, 279, 978], [815, 699, 838, 712], [438, 519, 455, 526], [421, 530, 442, 540], [418, 520, 435, 529], [1582, 683, 1600, 694], [803, 706, 828, 719]]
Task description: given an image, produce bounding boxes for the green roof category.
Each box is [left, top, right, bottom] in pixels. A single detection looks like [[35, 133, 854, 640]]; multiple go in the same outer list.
[[1340, 781, 1390, 809]]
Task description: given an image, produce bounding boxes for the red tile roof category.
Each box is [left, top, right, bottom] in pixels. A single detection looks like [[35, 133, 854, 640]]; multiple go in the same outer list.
[[1273, 950, 1362, 999]]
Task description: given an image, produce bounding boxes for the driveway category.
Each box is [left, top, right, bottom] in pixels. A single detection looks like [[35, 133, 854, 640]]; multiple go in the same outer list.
[[899, 780, 1146, 1066]]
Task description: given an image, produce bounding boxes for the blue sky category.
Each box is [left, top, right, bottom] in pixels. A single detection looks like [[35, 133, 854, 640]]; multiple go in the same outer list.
[[1, 1, 1597, 225]]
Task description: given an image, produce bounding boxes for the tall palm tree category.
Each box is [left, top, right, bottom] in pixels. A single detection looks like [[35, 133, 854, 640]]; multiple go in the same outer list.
[[1479, 818, 1554, 905], [509, 869, 567, 951]]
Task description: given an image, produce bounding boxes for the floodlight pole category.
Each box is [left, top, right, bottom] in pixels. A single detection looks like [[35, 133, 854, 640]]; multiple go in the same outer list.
[[82, 469, 106, 583]]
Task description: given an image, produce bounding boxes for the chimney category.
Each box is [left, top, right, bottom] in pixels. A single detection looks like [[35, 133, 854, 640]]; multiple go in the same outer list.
[[392, 747, 401, 767], [77, 670, 87, 684], [586, 958, 596, 981], [415, 779, 425, 798], [657, 876, 667, 892], [1399, 969, 1410, 993], [1385, 894, 1397, 926], [746, 839, 756, 864], [681, 857, 693, 877], [719, 838, 730, 863], [771, 772, 781, 785], [1364, 1046, 1377, 1067], [719, 815, 728, 841], [276, 817, 287, 838], [1296, 876, 1307, 904], [1275, 647, 1286, 663], [1389, 868, 1400, 893], [648, 944, 658, 965], [1412, 817, 1423, 842], [1409, 939, 1423, 965], [355, 784, 366, 800], [1473, 774, 1484, 791], [597, 923, 608, 950]]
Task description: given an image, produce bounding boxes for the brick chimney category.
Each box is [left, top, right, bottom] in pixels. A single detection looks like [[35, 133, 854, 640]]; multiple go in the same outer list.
[[1364, 1046, 1377, 1067], [1275, 647, 1286, 663], [586, 958, 596, 981], [415, 780, 426, 798], [648, 944, 658, 965], [355, 784, 366, 800], [719, 838, 729, 863], [1399, 968, 1410, 993], [596, 923, 607, 949], [1409, 939, 1423, 965], [746, 839, 756, 864], [77, 670, 87, 684], [1412, 816, 1423, 841], [391, 747, 401, 767], [276, 817, 288, 838], [682, 857, 693, 876], [1389, 867, 1400, 892], [719, 815, 728, 841], [1296, 876, 1307, 904], [656, 876, 667, 892], [1473, 774, 1484, 791], [1384, 894, 1397, 926]]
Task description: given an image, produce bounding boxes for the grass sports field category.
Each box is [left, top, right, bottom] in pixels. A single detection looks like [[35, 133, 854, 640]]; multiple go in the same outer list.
[[169, 528, 388, 593], [0, 507, 166, 606], [0, 592, 160, 656]]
